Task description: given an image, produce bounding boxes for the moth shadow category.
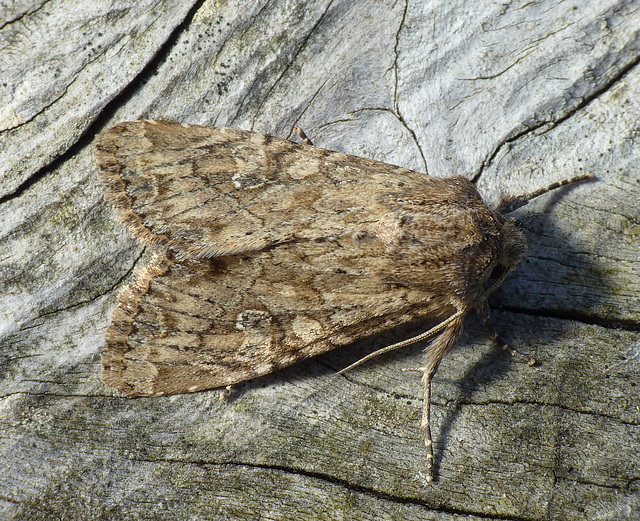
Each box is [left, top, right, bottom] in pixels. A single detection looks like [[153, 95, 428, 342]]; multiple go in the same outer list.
[[432, 313, 533, 480], [432, 188, 606, 480], [217, 350, 343, 404]]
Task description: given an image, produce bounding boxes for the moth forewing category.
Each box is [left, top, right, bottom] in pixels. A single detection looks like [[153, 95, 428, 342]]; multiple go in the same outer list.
[[96, 120, 593, 481]]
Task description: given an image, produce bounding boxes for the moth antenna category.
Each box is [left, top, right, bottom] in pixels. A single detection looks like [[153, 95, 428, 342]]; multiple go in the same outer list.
[[333, 309, 466, 377], [334, 309, 467, 482], [294, 126, 314, 146], [497, 173, 594, 214]]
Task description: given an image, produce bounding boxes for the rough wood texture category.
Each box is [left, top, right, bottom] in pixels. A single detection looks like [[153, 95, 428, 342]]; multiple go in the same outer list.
[[1, 1, 639, 519]]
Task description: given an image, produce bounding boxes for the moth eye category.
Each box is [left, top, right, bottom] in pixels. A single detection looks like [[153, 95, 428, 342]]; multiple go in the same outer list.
[[488, 264, 507, 280]]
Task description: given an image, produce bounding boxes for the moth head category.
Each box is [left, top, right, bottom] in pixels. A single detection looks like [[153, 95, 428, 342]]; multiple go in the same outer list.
[[498, 217, 527, 269], [486, 217, 527, 287]]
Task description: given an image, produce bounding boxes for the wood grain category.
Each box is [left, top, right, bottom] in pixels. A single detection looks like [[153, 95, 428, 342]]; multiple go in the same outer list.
[[1, 0, 638, 519]]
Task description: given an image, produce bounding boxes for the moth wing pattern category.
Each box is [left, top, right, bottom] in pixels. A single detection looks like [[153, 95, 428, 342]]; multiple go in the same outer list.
[[97, 120, 510, 397], [96, 120, 420, 258], [97, 121, 502, 263], [102, 247, 460, 397]]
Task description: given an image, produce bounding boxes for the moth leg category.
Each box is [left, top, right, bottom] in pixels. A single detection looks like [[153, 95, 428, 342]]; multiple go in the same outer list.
[[294, 126, 314, 146], [421, 311, 466, 482], [480, 312, 535, 366], [219, 385, 234, 402]]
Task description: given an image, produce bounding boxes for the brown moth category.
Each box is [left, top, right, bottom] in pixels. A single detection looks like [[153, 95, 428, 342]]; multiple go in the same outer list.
[[96, 120, 592, 482]]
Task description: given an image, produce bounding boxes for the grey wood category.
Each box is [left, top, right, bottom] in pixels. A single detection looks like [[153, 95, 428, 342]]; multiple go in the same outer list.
[[1, 0, 638, 519]]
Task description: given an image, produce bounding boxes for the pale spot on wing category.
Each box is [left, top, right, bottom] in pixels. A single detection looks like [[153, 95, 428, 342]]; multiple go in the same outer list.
[[234, 310, 275, 370], [292, 315, 323, 342], [375, 211, 404, 246], [250, 361, 276, 375]]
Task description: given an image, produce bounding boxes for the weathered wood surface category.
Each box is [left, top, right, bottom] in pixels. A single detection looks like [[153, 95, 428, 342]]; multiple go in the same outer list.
[[1, 1, 639, 519]]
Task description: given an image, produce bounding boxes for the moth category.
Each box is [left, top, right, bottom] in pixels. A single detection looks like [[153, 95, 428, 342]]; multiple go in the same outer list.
[[96, 120, 592, 481]]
